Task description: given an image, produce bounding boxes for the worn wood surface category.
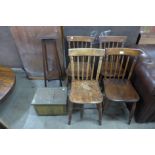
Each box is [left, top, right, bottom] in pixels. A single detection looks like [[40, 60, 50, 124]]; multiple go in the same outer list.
[[69, 80, 103, 104], [69, 48, 105, 56], [69, 48, 104, 104], [68, 48, 104, 125], [0, 65, 16, 102], [104, 79, 139, 102]]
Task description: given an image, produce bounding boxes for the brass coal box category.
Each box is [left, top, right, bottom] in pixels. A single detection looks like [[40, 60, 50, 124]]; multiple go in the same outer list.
[[31, 87, 67, 115]]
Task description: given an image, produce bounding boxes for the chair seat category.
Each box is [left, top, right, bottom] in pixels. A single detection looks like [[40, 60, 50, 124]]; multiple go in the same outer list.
[[101, 62, 124, 77], [69, 80, 103, 104], [104, 79, 139, 102], [67, 62, 91, 77]]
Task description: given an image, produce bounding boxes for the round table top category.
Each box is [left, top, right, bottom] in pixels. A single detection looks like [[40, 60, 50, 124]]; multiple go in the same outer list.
[[0, 65, 16, 102]]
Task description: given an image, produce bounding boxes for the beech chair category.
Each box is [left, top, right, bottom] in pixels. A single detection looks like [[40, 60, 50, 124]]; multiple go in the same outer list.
[[103, 48, 141, 124], [68, 48, 105, 125], [99, 36, 127, 78], [66, 36, 95, 83]]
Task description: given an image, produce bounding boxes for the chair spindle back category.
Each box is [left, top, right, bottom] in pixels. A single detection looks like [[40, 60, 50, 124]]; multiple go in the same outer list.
[[104, 48, 141, 80], [99, 36, 127, 49], [67, 36, 95, 48], [69, 48, 105, 81]]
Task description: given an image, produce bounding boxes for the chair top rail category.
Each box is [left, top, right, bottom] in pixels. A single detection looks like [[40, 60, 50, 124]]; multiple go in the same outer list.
[[69, 48, 105, 56], [99, 36, 127, 43], [67, 36, 95, 42]]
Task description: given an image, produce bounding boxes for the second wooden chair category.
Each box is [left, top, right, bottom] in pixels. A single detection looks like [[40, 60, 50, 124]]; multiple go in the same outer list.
[[99, 36, 127, 78], [103, 48, 141, 124], [66, 36, 95, 84]]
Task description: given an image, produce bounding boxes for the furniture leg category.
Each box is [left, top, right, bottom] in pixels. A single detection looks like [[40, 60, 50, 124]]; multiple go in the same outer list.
[[128, 102, 136, 125], [98, 103, 102, 125], [60, 79, 62, 87], [102, 98, 109, 114], [80, 104, 84, 120], [68, 100, 73, 125], [44, 78, 47, 87]]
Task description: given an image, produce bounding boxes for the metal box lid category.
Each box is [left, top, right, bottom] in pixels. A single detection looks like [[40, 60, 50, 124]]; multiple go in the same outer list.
[[31, 87, 67, 105]]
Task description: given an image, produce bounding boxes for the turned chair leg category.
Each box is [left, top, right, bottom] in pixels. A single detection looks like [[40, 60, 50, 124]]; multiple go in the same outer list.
[[102, 97, 109, 114], [44, 78, 47, 87], [80, 104, 84, 120], [98, 103, 102, 125], [68, 101, 73, 125], [128, 102, 136, 125], [66, 75, 69, 87]]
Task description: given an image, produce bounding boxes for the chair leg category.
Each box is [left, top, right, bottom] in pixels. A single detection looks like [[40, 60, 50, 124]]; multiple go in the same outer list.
[[128, 102, 136, 125], [80, 104, 84, 120], [66, 75, 69, 87], [44, 78, 47, 87], [68, 100, 73, 125], [98, 103, 102, 125], [59, 78, 63, 87], [102, 97, 109, 114]]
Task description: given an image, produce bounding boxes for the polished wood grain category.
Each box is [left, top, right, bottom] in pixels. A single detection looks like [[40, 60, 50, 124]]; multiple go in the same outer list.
[[103, 48, 141, 124], [0, 65, 16, 102], [68, 48, 104, 125]]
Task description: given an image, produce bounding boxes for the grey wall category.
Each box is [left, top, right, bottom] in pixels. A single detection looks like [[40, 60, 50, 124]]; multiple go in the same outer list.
[[0, 26, 140, 68], [0, 27, 22, 68]]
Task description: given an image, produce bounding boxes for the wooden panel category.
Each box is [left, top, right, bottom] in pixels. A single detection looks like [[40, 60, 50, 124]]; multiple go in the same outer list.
[[10, 26, 64, 78], [0, 65, 16, 102]]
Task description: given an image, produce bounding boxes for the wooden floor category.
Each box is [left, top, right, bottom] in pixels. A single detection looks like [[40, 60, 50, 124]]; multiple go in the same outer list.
[[0, 65, 16, 102]]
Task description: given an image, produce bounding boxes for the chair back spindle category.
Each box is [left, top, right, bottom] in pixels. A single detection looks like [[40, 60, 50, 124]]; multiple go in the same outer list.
[[99, 36, 127, 49], [104, 48, 141, 80], [69, 48, 105, 81], [67, 36, 95, 49]]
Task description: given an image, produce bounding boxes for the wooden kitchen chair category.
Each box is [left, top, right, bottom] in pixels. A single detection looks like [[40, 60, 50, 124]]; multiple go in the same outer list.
[[66, 36, 95, 84], [68, 48, 105, 125], [103, 48, 141, 124], [99, 36, 127, 78]]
